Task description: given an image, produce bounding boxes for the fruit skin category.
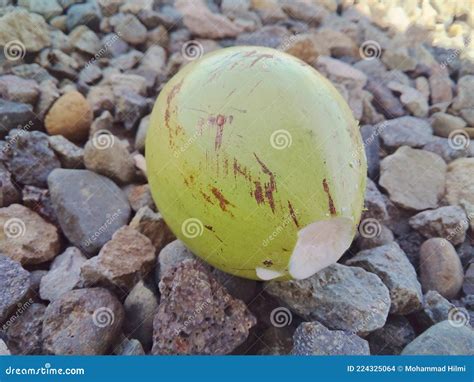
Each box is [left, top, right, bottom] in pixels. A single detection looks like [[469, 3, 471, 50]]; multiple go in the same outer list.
[[146, 46, 366, 281]]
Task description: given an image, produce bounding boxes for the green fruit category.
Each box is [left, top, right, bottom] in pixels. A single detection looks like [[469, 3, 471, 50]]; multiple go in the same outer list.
[[146, 46, 366, 281]]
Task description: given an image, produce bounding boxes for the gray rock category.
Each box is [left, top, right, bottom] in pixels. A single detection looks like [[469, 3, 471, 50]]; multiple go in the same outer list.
[[113, 336, 145, 355], [66, 2, 102, 31], [69, 25, 102, 55], [5, 130, 60, 188], [42, 288, 124, 355], [21, 186, 57, 225], [365, 80, 405, 118], [6, 303, 45, 355], [464, 263, 474, 295], [124, 280, 158, 350], [257, 327, 293, 355], [0, 100, 36, 138], [423, 136, 474, 163], [156, 240, 195, 281], [412, 290, 458, 331], [401, 321, 473, 355], [39, 247, 87, 302], [431, 112, 467, 138], [48, 169, 131, 255], [235, 25, 290, 48], [112, 13, 147, 45], [35, 79, 60, 121], [360, 125, 380, 180], [379, 146, 446, 210], [152, 260, 256, 354], [0, 255, 30, 323], [0, 75, 39, 105], [445, 158, 474, 207], [212, 269, 258, 304], [135, 115, 149, 153], [18, 0, 62, 20], [124, 184, 154, 212], [48, 135, 84, 169], [367, 316, 415, 355], [29, 270, 47, 295], [356, 224, 394, 250], [409, 206, 468, 245], [114, 91, 148, 130], [0, 163, 20, 208], [0, 339, 10, 355], [266, 264, 390, 333], [292, 321, 369, 355], [452, 75, 474, 112], [347, 242, 422, 315], [362, 179, 389, 222], [378, 117, 433, 151]]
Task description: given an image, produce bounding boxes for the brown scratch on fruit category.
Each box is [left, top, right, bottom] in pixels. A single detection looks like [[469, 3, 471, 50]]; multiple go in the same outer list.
[[211, 187, 234, 214], [200, 191, 214, 205], [204, 225, 214, 231], [233, 159, 251, 181], [248, 80, 263, 95], [250, 54, 274, 67], [165, 79, 184, 146], [253, 181, 264, 204], [322, 178, 336, 216], [254, 153, 276, 212], [287, 201, 299, 227], [263, 259, 273, 267]]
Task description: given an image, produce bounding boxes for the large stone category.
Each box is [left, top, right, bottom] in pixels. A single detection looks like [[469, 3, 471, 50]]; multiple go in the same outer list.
[[419, 238, 464, 299], [445, 158, 474, 207], [412, 290, 458, 331], [346, 242, 422, 315], [292, 321, 369, 355], [0, 9, 51, 52], [266, 264, 390, 333], [464, 263, 474, 295], [152, 260, 256, 354], [0, 204, 60, 265], [66, 2, 102, 31], [387, 82, 428, 118], [401, 321, 473, 355], [378, 117, 433, 151], [80, 226, 155, 291], [42, 288, 124, 355], [367, 316, 415, 355], [0, 100, 36, 138], [452, 75, 474, 112], [48, 135, 84, 169], [409, 206, 468, 245], [379, 146, 446, 210], [431, 112, 467, 138], [156, 239, 195, 281], [21, 186, 57, 225], [112, 14, 147, 45], [129, 206, 174, 252], [6, 303, 45, 355], [69, 25, 102, 55], [362, 179, 389, 222], [48, 169, 131, 255], [0, 255, 30, 323], [423, 136, 474, 163], [39, 247, 87, 302], [0, 75, 39, 105]]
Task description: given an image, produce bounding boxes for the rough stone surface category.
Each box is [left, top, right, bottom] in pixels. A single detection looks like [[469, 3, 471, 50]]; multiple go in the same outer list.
[[6, 303, 45, 355], [39, 247, 87, 302], [362, 179, 389, 222], [356, 224, 394, 250], [0, 339, 10, 355], [0, 100, 36, 138], [0, 75, 39, 105], [464, 263, 474, 295], [48, 135, 84, 168], [125, 184, 154, 212], [266, 264, 390, 333], [412, 290, 458, 331], [0, 204, 60, 265], [445, 158, 474, 207], [0, 255, 30, 323], [419, 238, 464, 299], [152, 260, 256, 354], [0, 163, 20, 208], [367, 316, 415, 355], [21, 186, 57, 225], [378, 117, 433, 151], [292, 321, 369, 355], [48, 169, 131, 255], [80, 226, 156, 291], [129, 206, 174, 252], [379, 146, 447, 210], [401, 321, 474, 355]]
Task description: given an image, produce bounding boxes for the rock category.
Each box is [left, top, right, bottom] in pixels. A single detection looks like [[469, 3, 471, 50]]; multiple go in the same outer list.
[[362, 179, 389, 222], [124, 280, 158, 350], [0, 204, 60, 265], [87, 86, 115, 114], [0, 9, 51, 52], [69, 25, 102, 55], [152, 260, 256, 354], [114, 91, 148, 131], [412, 290, 458, 330], [0, 75, 39, 105], [316, 56, 367, 88], [379, 146, 446, 210], [387, 82, 428, 118], [251, 0, 286, 23], [313, 28, 357, 57], [464, 263, 474, 295], [45, 91, 93, 142], [292, 321, 369, 355], [429, 68, 453, 105], [135, 115, 149, 152], [378, 117, 433, 151], [48, 169, 131, 255], [409, 206, 468, 245], [281, 0, 327, 25], [42, 288, 124, 355], [48, 135, 84, 168], [21, 186, 57, 225], [176, 0, 242, 39], [360, 125, 380, 180], [0, 163, 20, 208], [0, 255, 30, 323], [401, 321, 473, 355], [266, 264, 390, 333], [125, 184, 154, 212], [129, 206, 174, 252], [0, 100, 36, 138], [29, 270, 47, 294], [423, 136, 474, 163], [356, 224, 394, 250], [156, 240, 195, 281], [113, 336, 145, 355], [419, 238, 464, 299], [6, 303, 45, 355], [212, 269, 258, 304], [365, 80, 405, 119], [431, 112, 467, 138], [39, 247, 87, 302], [4, 129, 60, 188], [346, 242, 422, 315], [112, 13, 147, 45], [80, 226, 155, 291], [66, 2, 102, 31], [0, 339, 10, 355], [19, 0, 63, 20], [280, 34, 320, 64], [452, 75, 474, 112], [35, 80, 60, 120], [38, 49, 79, 79], [257, 327, 293, 355], [445, 158, 474, 206], [235, 25, 290, 48], [83, 136, 136, 185], [367, 316, 415, 355]]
